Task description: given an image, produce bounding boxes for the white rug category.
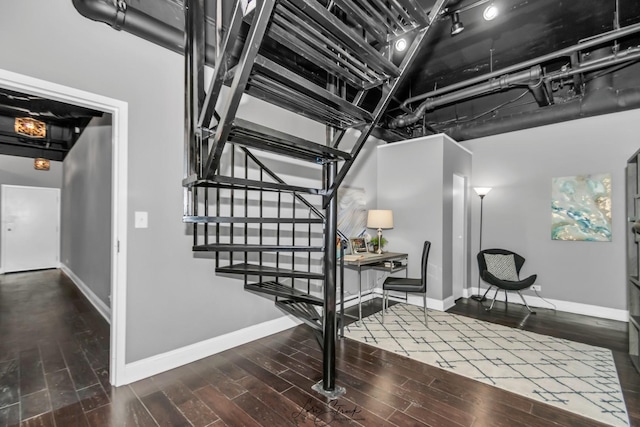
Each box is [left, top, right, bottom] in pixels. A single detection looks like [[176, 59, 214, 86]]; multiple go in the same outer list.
[[344, 304, 629, 427]]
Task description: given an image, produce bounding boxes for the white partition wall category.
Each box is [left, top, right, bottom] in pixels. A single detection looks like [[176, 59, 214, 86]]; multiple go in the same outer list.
[[376, 134, 472, 310]]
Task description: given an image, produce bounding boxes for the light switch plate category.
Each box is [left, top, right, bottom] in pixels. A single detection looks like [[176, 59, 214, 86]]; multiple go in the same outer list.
[[134, 211, 148, 228]]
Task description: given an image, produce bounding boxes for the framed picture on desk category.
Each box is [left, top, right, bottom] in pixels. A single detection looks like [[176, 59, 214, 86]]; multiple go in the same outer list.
[[349, 237, 369, 254]]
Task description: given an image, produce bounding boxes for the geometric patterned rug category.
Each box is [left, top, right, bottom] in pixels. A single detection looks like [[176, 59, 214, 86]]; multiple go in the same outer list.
[[344, 304, 629, 427]]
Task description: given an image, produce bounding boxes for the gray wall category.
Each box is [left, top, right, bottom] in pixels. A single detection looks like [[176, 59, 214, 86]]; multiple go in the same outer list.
[[441, 139, 472, 300], [377, 134, 472, 303], [0, 0, 375, 363], [61, 114, 112, 307], [461, 109, 640, 310], [0, 154, 62, 188]]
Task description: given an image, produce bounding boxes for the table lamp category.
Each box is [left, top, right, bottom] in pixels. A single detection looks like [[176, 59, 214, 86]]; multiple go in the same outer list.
[[367, 210, 393, 254]]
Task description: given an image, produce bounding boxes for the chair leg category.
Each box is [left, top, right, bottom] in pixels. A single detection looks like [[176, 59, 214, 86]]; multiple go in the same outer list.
[[517, 291, 536, 314], [423, 292, 427, 326], [486, 288, 500, 311], [481, 286, 492, 301], [382, 290, 387, 323]]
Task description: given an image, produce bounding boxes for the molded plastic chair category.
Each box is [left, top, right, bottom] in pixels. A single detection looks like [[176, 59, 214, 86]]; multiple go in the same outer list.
[[382, 241, 430, 324], [477, 248, 537, 313]]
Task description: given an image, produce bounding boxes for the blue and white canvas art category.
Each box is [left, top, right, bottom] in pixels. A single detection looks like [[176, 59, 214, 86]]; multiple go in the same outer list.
[[551, 173, 612, 241]]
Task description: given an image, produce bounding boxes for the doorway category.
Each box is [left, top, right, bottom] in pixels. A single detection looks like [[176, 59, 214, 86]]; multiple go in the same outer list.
[[0, 69, 129, 386], [452, 174, 466, 300], [1, 185, 60, 273]]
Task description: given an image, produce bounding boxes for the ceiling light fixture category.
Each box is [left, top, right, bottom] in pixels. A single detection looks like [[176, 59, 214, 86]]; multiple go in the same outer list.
[[483, 3, 498, 20], [450, 11, 464, 36], [395, 38, 408, 52], [15, 117, 46, 138], [34, 158, 50, 171]]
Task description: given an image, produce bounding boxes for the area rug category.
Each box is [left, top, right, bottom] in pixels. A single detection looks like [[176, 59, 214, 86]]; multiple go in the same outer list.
[[344, 304, 629, 427]]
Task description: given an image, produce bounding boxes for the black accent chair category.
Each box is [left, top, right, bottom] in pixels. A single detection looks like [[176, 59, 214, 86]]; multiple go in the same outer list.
[[382, 241, 430, 324], [477, 248, 537, 313]]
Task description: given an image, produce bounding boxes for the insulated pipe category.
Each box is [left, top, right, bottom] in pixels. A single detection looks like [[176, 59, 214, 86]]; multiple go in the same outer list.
[[442, 87, 640, 140], [72, 0, 218, 65], [399, 21, 640, 111], [388, 66, 542, 128]]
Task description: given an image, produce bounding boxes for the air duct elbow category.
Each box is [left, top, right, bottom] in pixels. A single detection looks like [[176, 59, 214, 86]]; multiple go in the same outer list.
[[72, 0, 122, 29]]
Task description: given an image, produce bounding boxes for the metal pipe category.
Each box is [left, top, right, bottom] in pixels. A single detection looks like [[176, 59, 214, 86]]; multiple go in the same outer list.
[[399, 21, 640, 110], [72, 0, 218, 64], [444, 87, 640, 140], [389, 66, 542, 128], [391, 44, 640, 129]]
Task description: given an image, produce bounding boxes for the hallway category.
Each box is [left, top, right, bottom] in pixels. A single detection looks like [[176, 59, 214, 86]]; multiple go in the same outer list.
[[0, 269, 109, 426]]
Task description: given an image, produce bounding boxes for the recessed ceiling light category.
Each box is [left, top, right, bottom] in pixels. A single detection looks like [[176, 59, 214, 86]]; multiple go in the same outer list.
[[483, 4, 498, 21], [395, 38, 408, 52]]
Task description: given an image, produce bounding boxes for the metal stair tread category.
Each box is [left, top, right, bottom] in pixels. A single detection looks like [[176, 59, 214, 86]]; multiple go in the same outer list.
[[217, 263, 325, 279], [245, 76, 362, 128], [282, 0, 401, 78], [183, 216, 323, 224], [275, 299, 323, 330], [193, 243, 324, 252], [245, 281, 323, 305], [183, 174, 324, 195], [228, 117, 353, 162]]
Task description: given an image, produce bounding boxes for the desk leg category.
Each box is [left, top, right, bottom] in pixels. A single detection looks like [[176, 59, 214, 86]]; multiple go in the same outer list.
[[358, 267, 362, 322]]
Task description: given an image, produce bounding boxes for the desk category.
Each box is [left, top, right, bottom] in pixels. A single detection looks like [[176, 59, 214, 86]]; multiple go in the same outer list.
[[343, 252, 408, 321]]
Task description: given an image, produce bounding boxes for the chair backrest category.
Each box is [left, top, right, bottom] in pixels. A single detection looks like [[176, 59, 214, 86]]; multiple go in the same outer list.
[[477, 248, 526, 277], [420, 241, 431, 289]]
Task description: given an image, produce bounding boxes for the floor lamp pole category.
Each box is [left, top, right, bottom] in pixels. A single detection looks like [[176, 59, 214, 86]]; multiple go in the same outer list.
[[471, 192, 488, 302]]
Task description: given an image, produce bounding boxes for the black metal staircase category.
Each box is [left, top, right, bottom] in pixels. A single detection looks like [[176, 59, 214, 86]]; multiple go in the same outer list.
[[182, 0, 447, 397]]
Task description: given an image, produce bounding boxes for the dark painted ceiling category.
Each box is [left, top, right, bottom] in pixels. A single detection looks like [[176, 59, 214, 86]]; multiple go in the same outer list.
[[0, 89, 103, 161], [388, 0, 640, 140]]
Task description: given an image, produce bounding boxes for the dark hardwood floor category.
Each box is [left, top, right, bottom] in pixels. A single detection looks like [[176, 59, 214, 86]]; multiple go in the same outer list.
[[1, 269, 639, 426]]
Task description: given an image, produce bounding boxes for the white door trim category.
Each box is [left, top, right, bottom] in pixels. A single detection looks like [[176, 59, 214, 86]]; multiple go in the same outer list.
[[0, 68, 129, 386], [1, 185, 61, 273]]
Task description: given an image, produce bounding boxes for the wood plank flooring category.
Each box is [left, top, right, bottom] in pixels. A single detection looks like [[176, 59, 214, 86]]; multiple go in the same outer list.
[[1, 269, 638, 426]]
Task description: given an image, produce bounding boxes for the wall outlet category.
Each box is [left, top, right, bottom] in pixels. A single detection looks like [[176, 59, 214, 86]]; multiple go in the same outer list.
[[530, 285, 541, 292]]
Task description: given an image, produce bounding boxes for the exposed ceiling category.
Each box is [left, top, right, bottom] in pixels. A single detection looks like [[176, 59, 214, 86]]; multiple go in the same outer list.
[[10, 0, 639, 159], [0, 88, 103, 161], [389, 0, 640, 140]]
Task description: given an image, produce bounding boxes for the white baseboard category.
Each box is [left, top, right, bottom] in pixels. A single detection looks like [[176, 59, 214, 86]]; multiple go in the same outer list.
[[60, 264, 111, 323], [120, 314, 302, 385], [465, 287, 629, 322]]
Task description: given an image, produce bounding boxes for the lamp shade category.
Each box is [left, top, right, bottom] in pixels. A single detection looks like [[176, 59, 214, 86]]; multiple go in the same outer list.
[[367, 210, 394, 229], [474, 187, 492, 196]]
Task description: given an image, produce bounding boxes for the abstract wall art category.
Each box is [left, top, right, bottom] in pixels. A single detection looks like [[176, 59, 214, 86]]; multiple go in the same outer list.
[[337, 187, 367, 240], [551, 173, 612, 241]]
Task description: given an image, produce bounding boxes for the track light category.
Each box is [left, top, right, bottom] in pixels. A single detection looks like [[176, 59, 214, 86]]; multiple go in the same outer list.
[[483, 3, 498, 20], [450, 11, 464, 36], [395, 38, 408, 52]]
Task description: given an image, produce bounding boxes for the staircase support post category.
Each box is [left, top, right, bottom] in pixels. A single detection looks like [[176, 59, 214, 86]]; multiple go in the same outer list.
[[184, 0, 206, 242], [312, 122, 345, 399]]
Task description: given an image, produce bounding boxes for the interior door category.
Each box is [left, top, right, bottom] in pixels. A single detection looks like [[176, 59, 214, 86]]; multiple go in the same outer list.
[[452, 174, 466, 300], [1, 184, 60, 273]]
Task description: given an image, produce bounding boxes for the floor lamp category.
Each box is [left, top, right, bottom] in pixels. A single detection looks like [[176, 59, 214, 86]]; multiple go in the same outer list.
[[471, 187, 491, 302]]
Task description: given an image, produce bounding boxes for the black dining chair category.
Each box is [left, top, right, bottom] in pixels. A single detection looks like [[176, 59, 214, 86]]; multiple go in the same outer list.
[[477, 248, 537, 313], [382, 240, 430, 324]]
